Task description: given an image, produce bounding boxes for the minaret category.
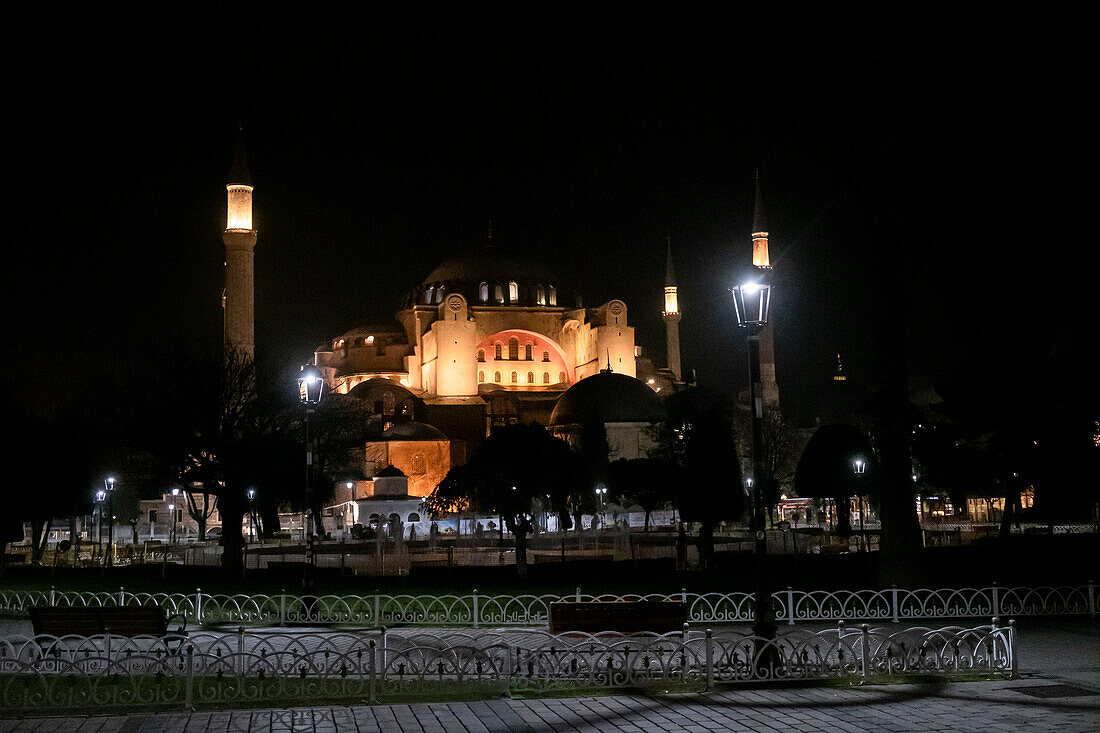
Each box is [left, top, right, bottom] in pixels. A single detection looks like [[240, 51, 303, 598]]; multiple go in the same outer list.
[[222, 132, 257, 360], [661, 239, 682, 381], [752, 171, 780, 407]]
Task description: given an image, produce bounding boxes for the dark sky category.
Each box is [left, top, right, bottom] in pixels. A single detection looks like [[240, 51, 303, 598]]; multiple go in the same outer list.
[[4, 3, 1091, 424]]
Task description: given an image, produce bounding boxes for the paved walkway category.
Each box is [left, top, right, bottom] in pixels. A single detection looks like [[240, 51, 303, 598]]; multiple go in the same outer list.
[[2, 619, 1097, 732]]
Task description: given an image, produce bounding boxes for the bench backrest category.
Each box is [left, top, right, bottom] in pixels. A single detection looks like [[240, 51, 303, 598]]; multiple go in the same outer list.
[[30, 606, 168, 637], [549, 601, 687, 634]]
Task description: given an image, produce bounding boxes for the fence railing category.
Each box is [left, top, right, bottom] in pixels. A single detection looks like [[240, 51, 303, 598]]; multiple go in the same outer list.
[[0, 583, 1093, 627], [0, 622, 1015, 711]]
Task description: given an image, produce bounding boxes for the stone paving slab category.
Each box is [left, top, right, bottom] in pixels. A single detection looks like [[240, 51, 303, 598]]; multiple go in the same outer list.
[[2, 679, 1096, 733]]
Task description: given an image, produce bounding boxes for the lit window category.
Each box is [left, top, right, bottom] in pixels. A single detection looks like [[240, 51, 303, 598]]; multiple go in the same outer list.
[[537, 286, 546, 305], [508, 338, 519, 360], [494, 343, 502, 360], [478, 371, 485, 383], [494, 285, 504, 302], [543, 372, 550, 384], [479, 282, 489, 302], [477, 349, 485, 362], [365, 335, 374, 345], [527, 372, 534, 384], [542, 350, 549, 362], [434, 287, 443, 304], [425, 287, 434, 304], [508, 281, 518, 302], [494, 371, 501, 383], [548, 286, 557, 306], [559, 371, 566, 383], [524, 344, 532, 360], [511, 371, 518, 383]]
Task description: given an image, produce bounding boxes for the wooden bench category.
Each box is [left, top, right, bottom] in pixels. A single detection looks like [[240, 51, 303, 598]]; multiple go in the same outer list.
[[549, 601, 686, 634], [29, 606, 187, 639]]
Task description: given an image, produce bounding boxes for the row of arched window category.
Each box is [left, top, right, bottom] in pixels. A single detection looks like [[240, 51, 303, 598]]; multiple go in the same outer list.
[[479, 370, 566, 385], [477, 282, 557, 305], [478, 339, 551, 362]]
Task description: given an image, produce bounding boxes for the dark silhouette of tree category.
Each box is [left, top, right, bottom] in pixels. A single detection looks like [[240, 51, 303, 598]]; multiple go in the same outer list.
[[794, 424, 879, 541], [608, 457, 679, 531], [652, 388, 744, 569], [424, 423, 584, 578]]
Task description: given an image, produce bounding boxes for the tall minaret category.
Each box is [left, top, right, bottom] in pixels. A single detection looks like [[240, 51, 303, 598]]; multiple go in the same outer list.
[[222, 132, 257, 360], [752, 171, 780, 407], [661, 239, 682, 381]]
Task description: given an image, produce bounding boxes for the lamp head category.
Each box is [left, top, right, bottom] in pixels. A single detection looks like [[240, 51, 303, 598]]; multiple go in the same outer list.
[[95, 489, 106, 502], [297, 364, 326, 405], [730, 275, 771, 327], [247, 488, 256, 500]]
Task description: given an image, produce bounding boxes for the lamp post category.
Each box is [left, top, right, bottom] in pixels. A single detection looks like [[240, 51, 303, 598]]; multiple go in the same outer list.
[[171, 487, 180, 543], [95, 489, 106, 564], [104, 476, 116, 567], [853, 457, 867, 552], [168, 503, 176, 544], [247, 488, 256, 544], [731, 275, 775, 644], [297, 364, 325, 580]]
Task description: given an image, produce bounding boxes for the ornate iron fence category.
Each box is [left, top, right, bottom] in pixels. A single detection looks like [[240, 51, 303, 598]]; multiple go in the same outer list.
[[0, 622, 1015, 712], [0, 583, 1093, 627]]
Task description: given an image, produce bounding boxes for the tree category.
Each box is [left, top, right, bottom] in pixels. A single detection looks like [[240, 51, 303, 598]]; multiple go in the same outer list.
[[652, 388, 744, 569], [794, 424, 879, 541], [424, 423, 585, 578], [608, 457, 678, 531]]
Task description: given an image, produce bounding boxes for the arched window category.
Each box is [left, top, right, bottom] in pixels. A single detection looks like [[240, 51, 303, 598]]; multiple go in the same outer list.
[[511, 371, 518, 384], [558, 371, 566, 383], [407, 512, 421, 523], [524, 344, 532, 360], [494, 285, 504, 302], [424, 287, 434, 304], [543, 372, 550, 384], [368, 513, 381, 528], [477, 349, 485, 362], [537, 285, 546, 305], [508, 338, 519, 360], [433, 287, 443, 304], [366, 335, 374, 345], [527, 372, 534, 384], [494, 343, 502, 360], [494, 371, 501, 382], [478, 371, 485, 383], [542, 350, 550, 362], [479, 282, 489, 302], [548, 286, 557, 306], [508, 281, 518, 303]]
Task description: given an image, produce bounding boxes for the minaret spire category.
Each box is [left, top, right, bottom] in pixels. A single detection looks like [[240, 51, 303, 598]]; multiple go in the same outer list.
[[223, 129, 258, 360], [752, 168, 771, 268], [661, 237, 682, 381]]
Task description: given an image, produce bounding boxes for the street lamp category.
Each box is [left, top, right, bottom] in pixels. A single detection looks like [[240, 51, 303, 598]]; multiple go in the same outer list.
[[731, 274, 775, 644], [247, 488, 257, 543], [168, 503, 176, 544], [171, 487, 180, 542], [297, 364, 325, 576], [595, 485, 607, 508], [104, 476, 117, 567], [95, 489, 106, 562], [853, 457, 867, 552]]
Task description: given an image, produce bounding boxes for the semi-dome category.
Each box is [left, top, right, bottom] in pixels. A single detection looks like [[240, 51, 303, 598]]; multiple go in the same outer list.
[[364, 418, 448, 442], [550, 371, 666, 426]]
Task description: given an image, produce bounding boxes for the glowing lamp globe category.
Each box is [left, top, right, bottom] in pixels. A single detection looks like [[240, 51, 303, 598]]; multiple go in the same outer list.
[[297, 364, 325, 406], [731, 279, 771, 327]]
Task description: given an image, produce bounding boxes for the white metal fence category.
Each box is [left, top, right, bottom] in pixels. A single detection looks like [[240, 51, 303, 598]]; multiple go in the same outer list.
[[0, 622, 1016, 712], [0, 583, 1093, 627]]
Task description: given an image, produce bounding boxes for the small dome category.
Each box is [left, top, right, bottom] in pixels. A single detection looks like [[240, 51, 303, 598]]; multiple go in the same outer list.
[[550, 371, 666, 426], [376, 464, 406, 478], [365, 419, 448, 441]]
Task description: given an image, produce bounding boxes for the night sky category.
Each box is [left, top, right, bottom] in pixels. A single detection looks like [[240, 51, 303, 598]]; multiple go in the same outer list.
[[5, 3, 1091, 425]]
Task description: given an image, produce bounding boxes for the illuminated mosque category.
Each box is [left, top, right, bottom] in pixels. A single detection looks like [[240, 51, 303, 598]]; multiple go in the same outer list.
[[219, 138, 778, 530]]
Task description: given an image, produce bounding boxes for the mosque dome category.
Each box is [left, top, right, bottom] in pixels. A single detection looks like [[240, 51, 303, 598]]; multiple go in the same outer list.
[[409, 241, 563, 308], [550, 370, 666, 426]]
